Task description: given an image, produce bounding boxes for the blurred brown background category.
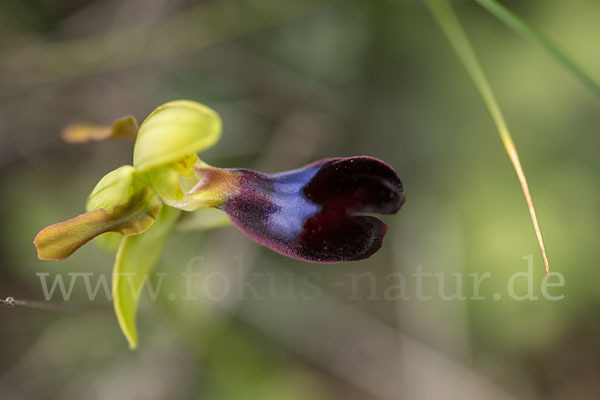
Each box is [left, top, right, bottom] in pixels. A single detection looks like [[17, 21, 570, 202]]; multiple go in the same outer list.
[[1, 0, 599, 399]]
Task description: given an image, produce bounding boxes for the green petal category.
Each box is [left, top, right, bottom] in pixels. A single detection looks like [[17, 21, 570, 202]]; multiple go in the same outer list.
[[112, 206, 181, 349], [62, 115, 138, 143], [133, 100, 222, 172]]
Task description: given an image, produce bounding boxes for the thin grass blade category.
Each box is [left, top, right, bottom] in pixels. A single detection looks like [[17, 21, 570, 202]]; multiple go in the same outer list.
[[476, 0, 600, 95], [424, 0, 550, 275]]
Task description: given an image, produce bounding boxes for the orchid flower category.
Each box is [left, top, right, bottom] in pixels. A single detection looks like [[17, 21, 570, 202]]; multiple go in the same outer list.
[[34, 100, 404, 348]]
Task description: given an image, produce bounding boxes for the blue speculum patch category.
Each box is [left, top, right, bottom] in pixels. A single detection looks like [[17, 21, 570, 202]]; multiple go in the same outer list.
[[267, 165, 322, 241]]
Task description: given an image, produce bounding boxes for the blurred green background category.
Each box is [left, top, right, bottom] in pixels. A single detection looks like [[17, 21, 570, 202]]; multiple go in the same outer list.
[[1, 0, 599, 399]]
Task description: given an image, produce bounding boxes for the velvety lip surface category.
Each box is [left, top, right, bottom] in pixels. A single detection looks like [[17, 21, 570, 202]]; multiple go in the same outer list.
[[220, 156, 404, 262]]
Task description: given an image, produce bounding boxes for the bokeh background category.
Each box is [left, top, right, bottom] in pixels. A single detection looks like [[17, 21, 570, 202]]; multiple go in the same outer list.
[[1, 0, 599, 399]]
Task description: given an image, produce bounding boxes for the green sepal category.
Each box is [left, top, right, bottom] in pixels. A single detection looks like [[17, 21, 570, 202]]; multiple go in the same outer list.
[[112, 205, 181, 349], [133, 100, 221, 172], [34, 166, 162, 261], [87, 165, 144, 213], [34, 188, 162, 261]]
